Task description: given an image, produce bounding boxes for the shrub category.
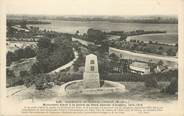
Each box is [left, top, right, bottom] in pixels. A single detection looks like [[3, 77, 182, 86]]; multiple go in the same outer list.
[[57, 72, 82, 83], [34, 73, 50, 90], [144, 74, 158, 88], [161, 77, 178, 94]]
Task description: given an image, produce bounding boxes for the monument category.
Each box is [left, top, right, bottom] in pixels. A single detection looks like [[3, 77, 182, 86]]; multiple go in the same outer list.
[[61, 53, 126, 96], [83, 54, 100, 88]]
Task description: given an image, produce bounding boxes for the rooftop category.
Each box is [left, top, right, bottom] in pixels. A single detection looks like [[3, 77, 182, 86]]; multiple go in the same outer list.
[[130, 62, 149, 69]]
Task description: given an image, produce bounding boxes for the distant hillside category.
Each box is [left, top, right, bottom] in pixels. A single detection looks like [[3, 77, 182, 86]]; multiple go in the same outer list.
[[7, 15, 178, 24]]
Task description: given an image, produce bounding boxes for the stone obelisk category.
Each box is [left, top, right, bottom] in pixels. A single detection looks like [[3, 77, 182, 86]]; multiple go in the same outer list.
[[83, 54, 100, 88]]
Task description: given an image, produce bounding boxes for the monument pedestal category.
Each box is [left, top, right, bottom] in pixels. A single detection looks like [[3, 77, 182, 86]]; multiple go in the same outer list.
[[83, 73, 100, 88]]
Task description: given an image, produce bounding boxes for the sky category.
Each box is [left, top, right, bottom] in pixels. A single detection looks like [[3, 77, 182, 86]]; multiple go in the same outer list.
[[5, 0, 179, 16]]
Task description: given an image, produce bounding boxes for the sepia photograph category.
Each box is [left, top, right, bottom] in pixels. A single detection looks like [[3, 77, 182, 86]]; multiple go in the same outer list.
[[1, 0, 183, 115]]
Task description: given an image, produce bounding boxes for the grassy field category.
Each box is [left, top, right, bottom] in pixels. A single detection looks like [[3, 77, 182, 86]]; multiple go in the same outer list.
[[126, 33, 178, 45]]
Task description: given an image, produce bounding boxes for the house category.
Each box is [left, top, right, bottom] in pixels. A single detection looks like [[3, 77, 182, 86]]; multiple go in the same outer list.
[[129, 62, 150, 75]]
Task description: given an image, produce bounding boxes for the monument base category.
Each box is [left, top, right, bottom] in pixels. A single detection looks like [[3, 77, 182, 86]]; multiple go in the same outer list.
[[60, 80, 127, 96], [83, 72, 100, 88]]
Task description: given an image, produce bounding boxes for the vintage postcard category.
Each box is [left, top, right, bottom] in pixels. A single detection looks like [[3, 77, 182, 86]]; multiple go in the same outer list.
[[0, 0, 184, 115]]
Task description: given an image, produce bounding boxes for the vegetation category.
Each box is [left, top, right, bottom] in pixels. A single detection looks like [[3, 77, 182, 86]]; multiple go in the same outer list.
[[161, 77, 178, 94], [31, 37, 74, 74], [6, 46, 36, 66], [7, 19, 50, 26], [109, 39, 177, 56], [6, 18, 178, 97], [57, 72, 82, 83], [108, 30, 166, 37], [144, 74, 158, 88], [87, 28, 106, 44]]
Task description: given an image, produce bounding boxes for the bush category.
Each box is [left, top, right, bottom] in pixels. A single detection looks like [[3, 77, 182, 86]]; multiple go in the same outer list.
[[34, 73, 50, 90], [161, 77, 178, 94], [144, 74, 158, 88], [6, 69, 24, 87], [57, 72, 82, 83], [106, 73, 145, 82], [87, 28, 106, 43]]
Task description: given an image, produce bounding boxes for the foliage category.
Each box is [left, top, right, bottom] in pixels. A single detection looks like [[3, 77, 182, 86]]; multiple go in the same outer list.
[[98, 41, 109, 53], [57, 72, 82, 83], [119, 34, 127, 41], [31, 37, 74, 74], [109, 39, 177, 56], [6, 46, 36, 66], [73, 52, 85, 72], [144, 74, 159, 88], [98, 58, 110, 80], [87, 28, 106, 44], [105, 69, 178, 82], [6, 69, 24, 87], [34, 73, 51, 90], [161, 77, 178, 94]]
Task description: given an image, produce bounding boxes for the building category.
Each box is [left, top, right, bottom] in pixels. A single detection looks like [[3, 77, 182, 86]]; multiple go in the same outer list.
[[83, 54, 100, 88], [129, 62, 150, 75]]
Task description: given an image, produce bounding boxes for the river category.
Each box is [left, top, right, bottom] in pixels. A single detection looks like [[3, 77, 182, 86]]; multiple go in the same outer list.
[[29, 20, 178, 34], [29, 19, 178, 44]]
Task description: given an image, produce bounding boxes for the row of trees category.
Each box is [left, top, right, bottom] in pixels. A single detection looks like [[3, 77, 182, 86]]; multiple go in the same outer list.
[[110, 40, 177, 56]]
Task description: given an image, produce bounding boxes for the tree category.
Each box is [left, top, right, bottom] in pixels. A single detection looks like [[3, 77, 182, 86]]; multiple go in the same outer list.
[[99, 59, 110, 80], [175, 43, 178, 47], [149, 41, 153, 44], [109, 53, 119, 61], [14, 48, 24, 60], [167, 48, 175, 56], [37, 38, 52, 49], [75, 30, 79, 36], [157, 60, 163, 66], [87, 28, 106, 43], [34, 73, 49, 90], [158, 46, 163, 50], [20, 71, 34, 87], [98, 41, 109, 53], [6, 51, 15, 66], [161, 77, 178, 94], [109, 53, 120, 72], [24, 46, 36, 58], [119, 34, 127, 41], [144, 74, 158, 88], [6, 69, 15, 78]]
